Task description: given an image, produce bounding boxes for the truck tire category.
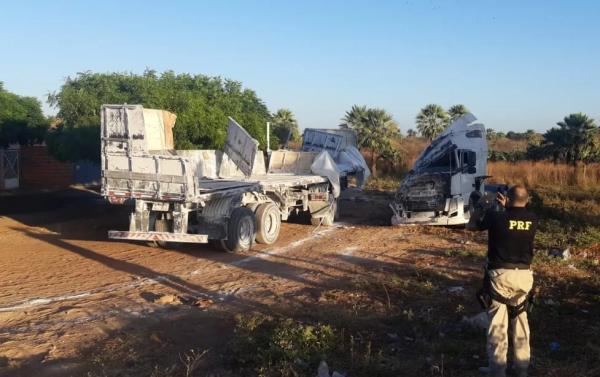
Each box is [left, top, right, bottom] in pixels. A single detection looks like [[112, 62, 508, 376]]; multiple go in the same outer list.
[[221, 207, 256, 252], [255, 202, 281, 244], [468, 192, 482, 218], [310, 199, 337, 227], [147, 213, 169, 248]]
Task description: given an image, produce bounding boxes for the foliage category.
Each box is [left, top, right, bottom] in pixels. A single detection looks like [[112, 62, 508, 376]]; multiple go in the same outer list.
[[527, 113, 600, 165], [232, 314, 337, 375], [0, 82, 47, 148], [488, 150, 527, 162], [46, 124, 100, 162], [527, 186, 600, 249], [406, 128, 417, 137], [271, 108, 300, 148], [486, 128, 506, 140], [506, 129, 536, 141], [47, 70, 271, 162], [447, 104, 469, 122], [342, 105, 400, 176], [364, 176, 402, 191], [415, 104, 448, 140]]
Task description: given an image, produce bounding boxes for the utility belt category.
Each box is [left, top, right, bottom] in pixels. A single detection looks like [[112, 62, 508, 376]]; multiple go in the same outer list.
[[487, 262, 531, 270], [476, 266, 534, 319]]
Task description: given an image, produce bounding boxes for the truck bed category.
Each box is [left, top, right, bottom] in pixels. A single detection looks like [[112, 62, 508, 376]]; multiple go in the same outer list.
[[196, 174, 328, 201]]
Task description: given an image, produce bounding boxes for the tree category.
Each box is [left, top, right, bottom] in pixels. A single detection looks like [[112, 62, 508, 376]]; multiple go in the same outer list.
[[342, 105, 399, 176], [47, 70, 271, 162], [406, 128, 417, 138], [415, 104, 449, 140], [0, 82, 47, 148], [528, 113, 600, 176], [271, 108, 300, 147], [448, 104, 469, 122]]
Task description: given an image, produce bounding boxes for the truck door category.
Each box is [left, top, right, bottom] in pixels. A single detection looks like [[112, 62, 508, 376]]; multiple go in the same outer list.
[[458, 149, 477, 203]]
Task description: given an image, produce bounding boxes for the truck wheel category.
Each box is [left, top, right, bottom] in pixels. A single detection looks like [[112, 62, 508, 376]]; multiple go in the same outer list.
[[310, 199, 337, 226], [255, 203, 281, 244], [147, 213, 169, 248], [221, 207, 256, 252], [468, 192, 482, 218]]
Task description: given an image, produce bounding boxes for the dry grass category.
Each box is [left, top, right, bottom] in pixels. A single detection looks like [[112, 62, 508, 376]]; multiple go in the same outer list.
[[488, 137, 529, 153], [488, 161, 600, 188]]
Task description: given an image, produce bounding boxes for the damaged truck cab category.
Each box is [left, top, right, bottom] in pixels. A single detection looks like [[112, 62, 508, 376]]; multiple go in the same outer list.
[[391, 114, 487, 226]]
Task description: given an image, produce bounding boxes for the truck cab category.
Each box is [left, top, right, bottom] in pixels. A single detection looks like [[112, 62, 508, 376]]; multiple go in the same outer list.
[[391, 113, 488, 225]]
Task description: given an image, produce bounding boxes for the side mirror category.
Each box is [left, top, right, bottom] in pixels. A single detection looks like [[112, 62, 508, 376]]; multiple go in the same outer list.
[[467, 166, 476, 174]]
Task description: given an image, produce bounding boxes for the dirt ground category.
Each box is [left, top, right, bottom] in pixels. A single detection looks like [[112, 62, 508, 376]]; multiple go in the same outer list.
[[0, 189, 598, 377]]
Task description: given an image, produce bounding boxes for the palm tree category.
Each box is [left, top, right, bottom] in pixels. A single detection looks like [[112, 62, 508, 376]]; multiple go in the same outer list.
[[416, 104, 449, 140], [448, 104, 470, 122], [556, 114, 598, 177], [271, 108, 299, 147], [342, 105, 399, 176], [406, 129, 417, 138], [537, 113, 599, 177]]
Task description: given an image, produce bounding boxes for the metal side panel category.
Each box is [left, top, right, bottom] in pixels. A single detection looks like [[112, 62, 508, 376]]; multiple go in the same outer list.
[[267, 151, 318, 174], [221, 117, 259, 177], [301, 129, 346, 159], [101, 105, 148, 155]]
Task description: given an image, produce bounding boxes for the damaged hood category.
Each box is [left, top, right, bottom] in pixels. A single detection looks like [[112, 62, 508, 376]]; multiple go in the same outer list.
[[395, 113, 487, 210]]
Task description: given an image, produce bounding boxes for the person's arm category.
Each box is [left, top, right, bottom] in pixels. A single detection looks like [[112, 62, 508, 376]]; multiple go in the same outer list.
[[467, 192, 505, 231]]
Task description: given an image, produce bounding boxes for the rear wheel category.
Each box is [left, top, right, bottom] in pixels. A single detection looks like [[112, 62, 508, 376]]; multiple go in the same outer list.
[[310, 199, 337, 226], [255, 202, 281, 244], [221, 207, 256, 252], [147, 213, 170, 248]]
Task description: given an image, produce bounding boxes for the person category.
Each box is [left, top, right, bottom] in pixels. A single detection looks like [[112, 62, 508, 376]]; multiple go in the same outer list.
[[467, 184, 538, 377]]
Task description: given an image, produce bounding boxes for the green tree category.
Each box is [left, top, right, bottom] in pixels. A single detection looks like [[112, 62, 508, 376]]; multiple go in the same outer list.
[[0, 82, 47, 148], [415, 104, 449, 140], [47, 70, 271, 162], [528, 113, 600, 176], [448, 104, 469, 122], [271, 108, 300, 147], [406, 128, 417, 138], [342, 105, 399, 177]]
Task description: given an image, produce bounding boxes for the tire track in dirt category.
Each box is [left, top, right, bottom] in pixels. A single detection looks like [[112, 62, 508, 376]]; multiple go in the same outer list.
[[0, 224, 343, 314]]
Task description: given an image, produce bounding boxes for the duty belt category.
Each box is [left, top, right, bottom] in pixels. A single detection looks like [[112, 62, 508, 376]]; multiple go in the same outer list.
[[476, 269, 533, 319]]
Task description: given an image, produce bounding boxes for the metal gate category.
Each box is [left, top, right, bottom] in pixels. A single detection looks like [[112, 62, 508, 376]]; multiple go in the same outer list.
[[1, 148, 20, 189]]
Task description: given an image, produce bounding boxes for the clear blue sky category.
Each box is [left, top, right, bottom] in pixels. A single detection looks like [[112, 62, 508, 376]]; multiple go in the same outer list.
[[1, 0, 599, 133]]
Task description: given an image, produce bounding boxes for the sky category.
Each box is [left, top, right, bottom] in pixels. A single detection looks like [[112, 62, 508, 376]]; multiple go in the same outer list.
[[1, 0, 599, 133]]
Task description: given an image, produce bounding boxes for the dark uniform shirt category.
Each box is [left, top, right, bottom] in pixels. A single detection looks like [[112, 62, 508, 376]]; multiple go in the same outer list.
[[474, 207, 538, 269]]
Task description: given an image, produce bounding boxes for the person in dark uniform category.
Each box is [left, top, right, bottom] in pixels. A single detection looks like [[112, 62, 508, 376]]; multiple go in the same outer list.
[[467, 184, 538, 377]]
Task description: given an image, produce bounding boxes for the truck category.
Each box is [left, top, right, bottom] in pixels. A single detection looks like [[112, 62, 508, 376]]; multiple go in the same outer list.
[[390, 113, 489, 226], [101, 104, 369, 252]]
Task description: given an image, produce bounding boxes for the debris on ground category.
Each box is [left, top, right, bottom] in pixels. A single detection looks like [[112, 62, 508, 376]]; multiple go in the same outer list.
[[194, 297, 214, 309], [317, 361, 330, 377], [316, 361, 345, 377], [548, 247, 571, 260], [447, 286, 465, 295], [153, 294, 184, 305], [462, 312, 489, 329]]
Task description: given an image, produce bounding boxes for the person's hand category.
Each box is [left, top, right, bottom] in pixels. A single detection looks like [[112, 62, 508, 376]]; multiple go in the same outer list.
[[496, 192, 507, 207]]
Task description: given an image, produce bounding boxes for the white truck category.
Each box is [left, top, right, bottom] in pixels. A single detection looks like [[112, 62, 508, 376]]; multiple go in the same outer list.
[[101, 104, 369, 251], [390, 113, 489, 226]]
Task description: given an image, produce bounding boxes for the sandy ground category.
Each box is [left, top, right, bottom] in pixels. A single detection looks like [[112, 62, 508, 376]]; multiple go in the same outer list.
[[0, 189, 486, 377]]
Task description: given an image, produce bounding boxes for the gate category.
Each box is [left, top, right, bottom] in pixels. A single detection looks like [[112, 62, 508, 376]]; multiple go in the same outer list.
[[0, 148, 20, 189]]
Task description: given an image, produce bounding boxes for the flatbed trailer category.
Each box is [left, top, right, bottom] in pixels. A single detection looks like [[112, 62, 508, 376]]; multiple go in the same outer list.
[[101, 104, 368, 251]]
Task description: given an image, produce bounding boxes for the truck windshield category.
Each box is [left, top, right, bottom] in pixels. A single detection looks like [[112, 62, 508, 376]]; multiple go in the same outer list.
[[422, 149, 457, 172]]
